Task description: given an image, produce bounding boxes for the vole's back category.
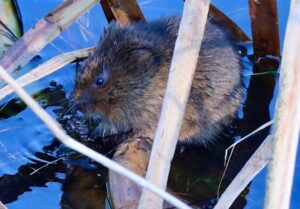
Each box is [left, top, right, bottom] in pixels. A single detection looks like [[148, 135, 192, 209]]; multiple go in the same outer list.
[[74, 17, 243, 144]]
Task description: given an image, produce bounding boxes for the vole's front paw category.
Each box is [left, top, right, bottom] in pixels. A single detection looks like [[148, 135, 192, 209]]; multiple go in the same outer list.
[[75, 122, 90, 141], [65, 115, 93, 141]]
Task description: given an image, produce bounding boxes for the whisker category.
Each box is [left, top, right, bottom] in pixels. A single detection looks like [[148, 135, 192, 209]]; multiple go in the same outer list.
[[63, 101, 78, 115], [50, 98, 69, 106], [88, 116, 92, 127]]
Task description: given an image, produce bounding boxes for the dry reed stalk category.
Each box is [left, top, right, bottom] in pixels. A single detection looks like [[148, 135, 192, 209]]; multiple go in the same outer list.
[[0, 64, 191, 209], [100, 0, 145, 24], [224, 120, 273, 164], [248, 0, 280, 62], [0, 201, 7, 209], [214, 135, 273, 209], [0, 0, 98, 76], [0, 47, 93, 100], [138, 0, 211, 208], [264, 0, 300, 208]]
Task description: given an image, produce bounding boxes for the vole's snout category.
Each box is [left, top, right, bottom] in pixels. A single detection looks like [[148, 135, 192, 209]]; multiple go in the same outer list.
[[67, 99, 76, 109], [76, 91, 96, 112]]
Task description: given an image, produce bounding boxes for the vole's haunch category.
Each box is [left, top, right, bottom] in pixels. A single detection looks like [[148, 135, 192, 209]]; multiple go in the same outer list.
[[72, 16, 243, 144]]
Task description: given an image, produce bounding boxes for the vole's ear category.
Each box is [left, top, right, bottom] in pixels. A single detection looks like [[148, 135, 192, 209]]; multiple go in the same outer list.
[[133, 48, 152, 62], [76, 61, 85, 75], [132, 47, 154, 64], [103, 21, 123, 36]]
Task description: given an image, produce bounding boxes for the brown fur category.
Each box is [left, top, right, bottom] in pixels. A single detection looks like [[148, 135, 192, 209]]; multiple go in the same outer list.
[[72, 16, 243, 144]]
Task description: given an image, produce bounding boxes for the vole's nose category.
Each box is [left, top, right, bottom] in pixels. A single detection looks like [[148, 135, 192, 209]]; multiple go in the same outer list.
[[67, 99, 76, 108], [79, 91, 94, 104], [77, 91, 95, 111]]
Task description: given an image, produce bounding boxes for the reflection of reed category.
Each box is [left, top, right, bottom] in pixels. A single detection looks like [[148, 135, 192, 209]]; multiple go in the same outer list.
[[0, 142, 66, 204], [61, 165, 107, 209]]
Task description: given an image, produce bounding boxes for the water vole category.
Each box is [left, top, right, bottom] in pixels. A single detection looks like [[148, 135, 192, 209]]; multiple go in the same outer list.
[[72, 16, 243, 144]]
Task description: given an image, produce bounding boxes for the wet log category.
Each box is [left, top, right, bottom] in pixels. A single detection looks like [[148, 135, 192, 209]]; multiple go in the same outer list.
[[109, 137, 152, 209], [108, 138, 200, 209], [100, 0, 145, 24]]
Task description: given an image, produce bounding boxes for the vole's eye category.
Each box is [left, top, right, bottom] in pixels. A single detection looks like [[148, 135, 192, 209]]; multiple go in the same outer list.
[[96, 77, 105, 86], [94, 68, 109, 88]]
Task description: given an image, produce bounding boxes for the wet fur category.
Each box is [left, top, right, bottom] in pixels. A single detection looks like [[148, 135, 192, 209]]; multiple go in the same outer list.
[[73, 16, 243, 144]]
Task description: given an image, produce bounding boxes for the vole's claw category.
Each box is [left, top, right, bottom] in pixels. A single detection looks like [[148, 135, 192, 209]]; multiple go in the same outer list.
[[65, 119, 76, 132], [77, 124, 89, 134], [90, 128, 100, 140], [75, 123, 90, 140]]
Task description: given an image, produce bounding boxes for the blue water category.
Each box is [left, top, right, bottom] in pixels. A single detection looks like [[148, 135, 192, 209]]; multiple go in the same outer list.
[[1, 0, 298, 209]]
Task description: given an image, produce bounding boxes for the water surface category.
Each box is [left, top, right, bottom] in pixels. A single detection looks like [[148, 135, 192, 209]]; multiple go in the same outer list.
[[0, 1, 298, 209]]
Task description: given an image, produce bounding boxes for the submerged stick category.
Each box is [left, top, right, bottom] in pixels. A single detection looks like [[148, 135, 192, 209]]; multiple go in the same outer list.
[[0, 64, 191, 209], [264, 0, 300, 209], [214, 135, 273, 209], [0, 47, 94, 100], [138, 0, 211, 208], [0, 0, 98, 75], [248, 0, 280, 62]]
